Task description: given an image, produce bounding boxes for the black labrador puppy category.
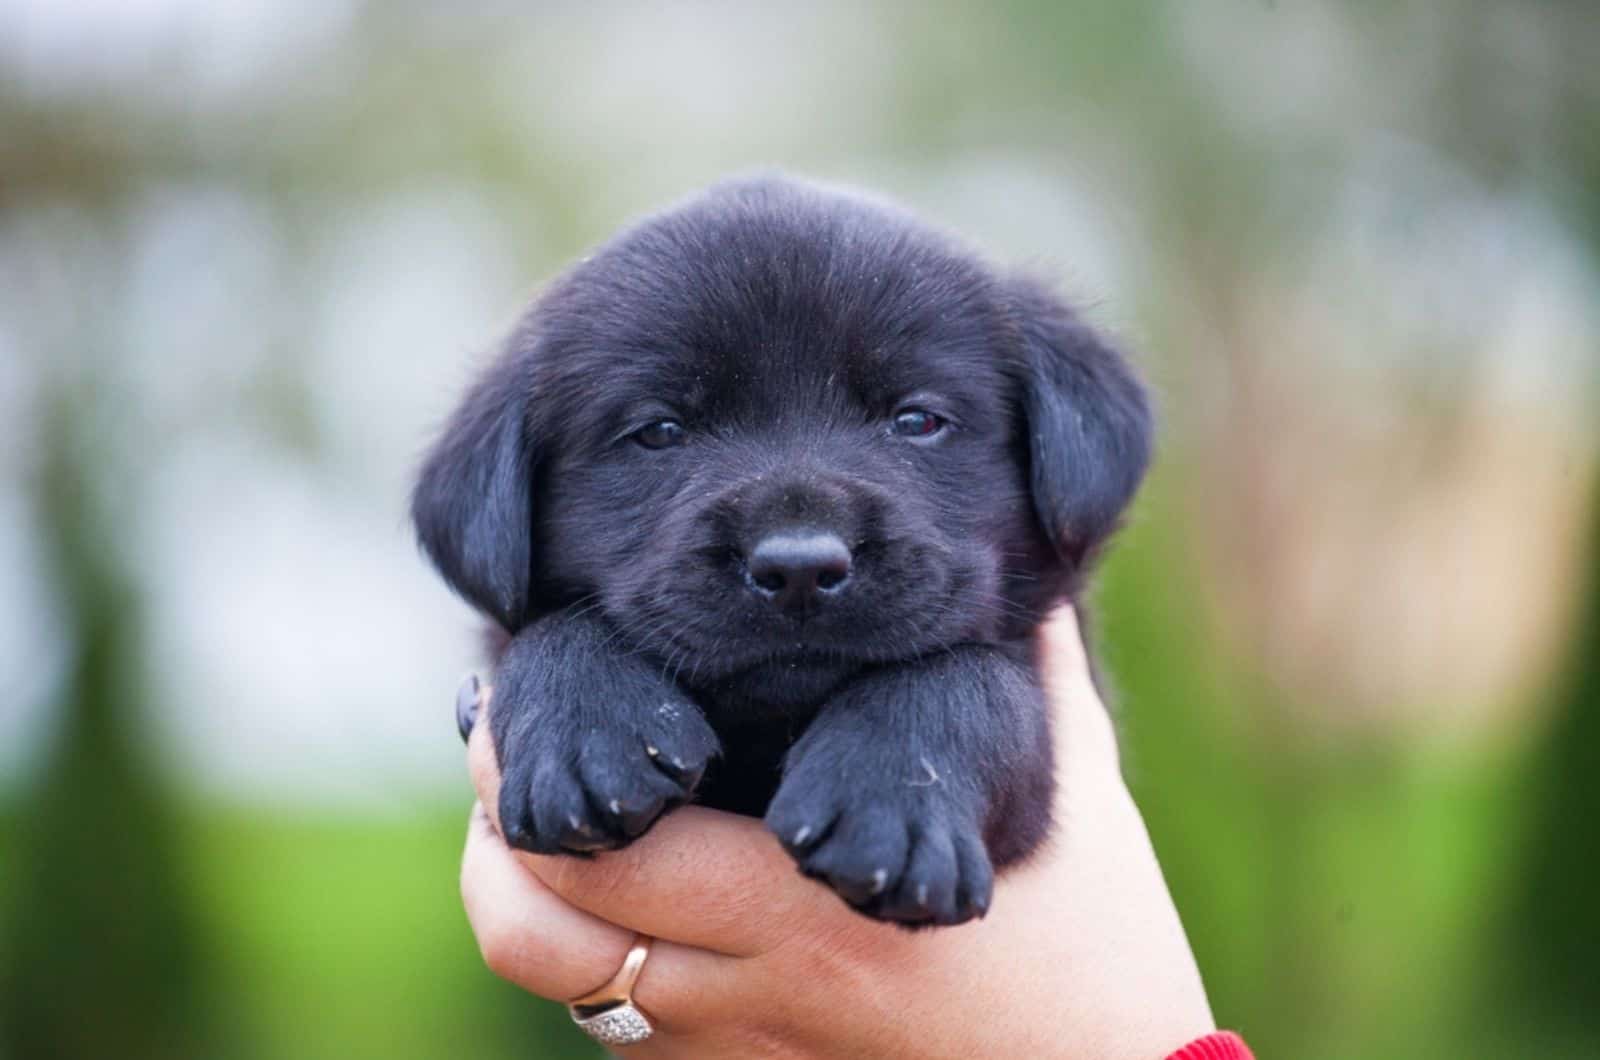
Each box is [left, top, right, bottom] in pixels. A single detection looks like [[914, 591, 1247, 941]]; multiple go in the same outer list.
[[414, 176, 1150, 926]]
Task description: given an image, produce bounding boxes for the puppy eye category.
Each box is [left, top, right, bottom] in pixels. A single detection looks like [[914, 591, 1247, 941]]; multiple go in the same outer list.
[[632, 419, 687, 449], [890, 408, 945, 439]]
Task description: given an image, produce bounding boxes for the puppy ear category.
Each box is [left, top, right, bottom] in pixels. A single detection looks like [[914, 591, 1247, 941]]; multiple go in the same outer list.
[[1009, 276, 1153, 564], [411, 357, 536, 631]]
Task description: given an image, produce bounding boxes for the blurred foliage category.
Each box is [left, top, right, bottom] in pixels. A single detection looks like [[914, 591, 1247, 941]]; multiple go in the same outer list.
[[1099, 467, 1567, 1059], [2, 2, 1598, 1058], [1, 394, 217, 1059], [1503, 477, 1600, 1056], [177, 809, 586, 1060]]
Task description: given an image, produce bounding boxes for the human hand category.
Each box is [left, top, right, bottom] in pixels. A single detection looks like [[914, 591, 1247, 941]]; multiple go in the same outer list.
[[459, 607, 1216, 1057]]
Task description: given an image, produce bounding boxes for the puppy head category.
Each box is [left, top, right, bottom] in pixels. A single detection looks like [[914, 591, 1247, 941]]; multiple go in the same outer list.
[[413, 177, 1151, 709]]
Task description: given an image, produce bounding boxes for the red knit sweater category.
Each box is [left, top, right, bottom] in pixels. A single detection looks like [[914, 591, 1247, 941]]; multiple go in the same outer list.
[[1166, 1031, 1253, 1059]]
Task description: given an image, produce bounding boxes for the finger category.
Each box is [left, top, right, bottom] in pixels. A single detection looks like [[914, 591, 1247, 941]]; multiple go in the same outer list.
[[525, 804, 837, 959], [468, 717, 831, 957], [1037, 606, 1123, 784], [461, 801, 634, 999], [467, 701, 503, 816], [460, 803, 738, 1031]]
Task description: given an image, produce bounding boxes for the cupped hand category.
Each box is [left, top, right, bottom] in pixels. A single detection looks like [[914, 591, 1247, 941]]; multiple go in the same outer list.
[[459, 608, 1215, 1058]]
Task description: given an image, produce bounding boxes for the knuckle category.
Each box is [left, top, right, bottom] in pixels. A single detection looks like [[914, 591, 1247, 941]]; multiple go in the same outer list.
[[475, 922, 525, 983], [547, 848, 641, 908], [699, 862, 778, 937], [801, 912, 892, 987]]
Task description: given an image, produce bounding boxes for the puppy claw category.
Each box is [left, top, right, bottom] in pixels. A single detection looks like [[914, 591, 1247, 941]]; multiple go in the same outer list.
[[648, 758, 704, 790], [615, 794, 669, 838]]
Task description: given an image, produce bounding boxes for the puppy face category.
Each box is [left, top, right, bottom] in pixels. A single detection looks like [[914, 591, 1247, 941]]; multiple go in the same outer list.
[[414, 178, 1150, 714]]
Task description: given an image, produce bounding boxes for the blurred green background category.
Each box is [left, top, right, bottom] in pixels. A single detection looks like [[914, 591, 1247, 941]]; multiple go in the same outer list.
[[2, 2, 1597, 1057]]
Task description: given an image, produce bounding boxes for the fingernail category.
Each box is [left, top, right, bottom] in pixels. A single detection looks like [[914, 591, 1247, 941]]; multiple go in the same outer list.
[[456, 674, 480, 743]]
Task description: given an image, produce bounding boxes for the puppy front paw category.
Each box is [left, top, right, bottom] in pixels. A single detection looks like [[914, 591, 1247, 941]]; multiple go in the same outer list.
[[491, 629, 720, 855], [765, 749, 994, 926]]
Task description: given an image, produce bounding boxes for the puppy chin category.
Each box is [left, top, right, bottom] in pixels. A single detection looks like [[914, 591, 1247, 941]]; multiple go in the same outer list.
[[693, 655, 862, 719]]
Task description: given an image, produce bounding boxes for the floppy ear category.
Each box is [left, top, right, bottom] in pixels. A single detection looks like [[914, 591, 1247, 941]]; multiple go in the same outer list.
[[411, 355, 537, 631], [1009, 276, 1153, 564]]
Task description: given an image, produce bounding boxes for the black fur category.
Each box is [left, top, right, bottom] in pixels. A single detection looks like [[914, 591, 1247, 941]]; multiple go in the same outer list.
[[413, 176, 1151, 926]]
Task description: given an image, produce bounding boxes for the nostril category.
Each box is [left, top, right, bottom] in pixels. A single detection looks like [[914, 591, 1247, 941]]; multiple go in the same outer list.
[[814, 564, 848, 592], [750, 567, 787, 593]]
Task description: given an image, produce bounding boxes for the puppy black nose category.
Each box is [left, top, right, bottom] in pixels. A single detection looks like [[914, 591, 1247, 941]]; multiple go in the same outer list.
[[745, 531, 852, 610]]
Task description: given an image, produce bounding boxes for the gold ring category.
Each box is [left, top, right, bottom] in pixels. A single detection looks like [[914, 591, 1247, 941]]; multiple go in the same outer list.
[[567, 934, 655, 1047]]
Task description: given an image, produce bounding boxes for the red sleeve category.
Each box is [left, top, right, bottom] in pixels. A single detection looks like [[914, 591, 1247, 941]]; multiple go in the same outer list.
[[1165, 1030, 1253, 1059]]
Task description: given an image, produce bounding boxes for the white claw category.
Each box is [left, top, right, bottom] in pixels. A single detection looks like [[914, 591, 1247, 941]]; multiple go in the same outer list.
[[916, 883, 929, 906], [645, 745, 660, 758], [609, 799, 621, 816], [870, 868, 888, 895], [568, 814, 583, 831], [793, 826, 812, 847]]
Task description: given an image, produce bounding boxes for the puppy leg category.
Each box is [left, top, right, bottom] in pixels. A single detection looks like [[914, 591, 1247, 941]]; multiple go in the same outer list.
[[765, 648, 1053, 926], [490, 607, 721, 855]]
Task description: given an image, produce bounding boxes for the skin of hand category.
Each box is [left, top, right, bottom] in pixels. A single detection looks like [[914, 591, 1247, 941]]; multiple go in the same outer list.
[[460, 607, 1217, 1058]]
